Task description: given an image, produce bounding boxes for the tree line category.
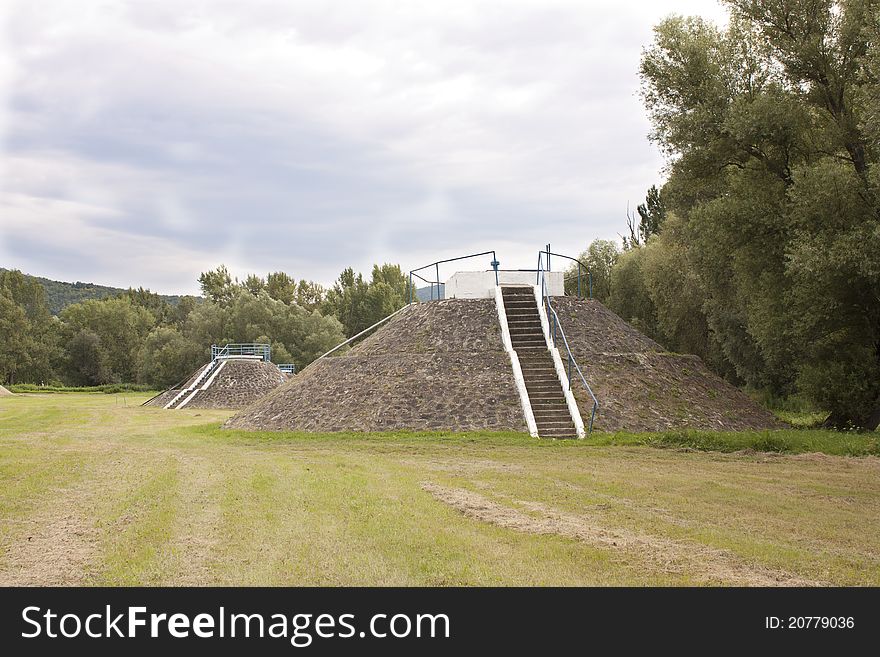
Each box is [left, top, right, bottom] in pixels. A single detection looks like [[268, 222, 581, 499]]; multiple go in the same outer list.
[[0, 263, 409, 389], [574, 0, 880, 430]]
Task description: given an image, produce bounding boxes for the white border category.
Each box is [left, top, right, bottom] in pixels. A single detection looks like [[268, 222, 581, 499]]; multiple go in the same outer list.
[[532, 285, 586, 438], [495, 285, 538, 437], [164, 361, 212, 409], [178, 359, 228, 409]]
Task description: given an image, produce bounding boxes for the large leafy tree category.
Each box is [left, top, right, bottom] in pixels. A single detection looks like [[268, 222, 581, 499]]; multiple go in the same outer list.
[[60, 298, 155, 383], [635, 0, 880, 427], [0, 289, 33, 385], [322, 264, 409, 337], [0, 270, 58, 384]]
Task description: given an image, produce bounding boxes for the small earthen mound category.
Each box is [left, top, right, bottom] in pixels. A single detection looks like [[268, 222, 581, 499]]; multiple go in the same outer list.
[[0, 384, 13, 397], [145, 359, 286, 410]]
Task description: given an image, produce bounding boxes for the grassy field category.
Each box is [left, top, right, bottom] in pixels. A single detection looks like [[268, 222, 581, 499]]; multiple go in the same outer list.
[[1, 393, 878, 586]]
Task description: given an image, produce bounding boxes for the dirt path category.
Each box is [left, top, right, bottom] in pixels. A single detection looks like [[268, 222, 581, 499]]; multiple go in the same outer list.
[[421, 482, 821, 586], [0, 478, 101, 586]]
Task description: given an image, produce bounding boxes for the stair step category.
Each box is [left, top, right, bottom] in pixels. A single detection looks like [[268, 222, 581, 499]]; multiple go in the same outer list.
[[526, 387, 563, 395]]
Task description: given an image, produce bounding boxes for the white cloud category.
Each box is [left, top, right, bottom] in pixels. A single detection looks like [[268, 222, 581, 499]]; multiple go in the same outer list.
[[0, 0, 729, 290]]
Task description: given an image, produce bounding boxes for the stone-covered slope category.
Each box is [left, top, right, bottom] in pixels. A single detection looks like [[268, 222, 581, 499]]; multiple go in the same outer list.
[[225, 300, 526, 432], [552, 298, 783, 432]]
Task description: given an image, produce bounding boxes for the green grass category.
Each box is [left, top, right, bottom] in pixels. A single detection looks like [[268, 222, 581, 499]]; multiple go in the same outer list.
[[8, 383, 158, 394], [592, 429, 880, 456], [1, 393, 879, 586]]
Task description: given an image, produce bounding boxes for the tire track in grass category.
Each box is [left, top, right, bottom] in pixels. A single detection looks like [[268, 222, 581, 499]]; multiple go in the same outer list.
[[0, 466, 95, 586], [92, 456, 180, 585], [0, 450, 133, 586], [212, 456, 341, 586], [421, 482, 822, 586], [160, 451, 225, 585]]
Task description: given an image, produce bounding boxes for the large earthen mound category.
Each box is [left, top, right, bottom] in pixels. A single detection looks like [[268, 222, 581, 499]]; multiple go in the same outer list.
[[225, 296, 781, 435], [225, 300, 526, 432], [552, 298, 783, 432]]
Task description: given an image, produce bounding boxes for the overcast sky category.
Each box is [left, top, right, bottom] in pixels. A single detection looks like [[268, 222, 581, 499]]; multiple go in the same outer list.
[[0, 0, 727, 295]]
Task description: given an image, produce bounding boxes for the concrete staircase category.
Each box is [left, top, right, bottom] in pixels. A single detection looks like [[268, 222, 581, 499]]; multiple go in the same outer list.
[[500, 286, 578, 439], [163, 359, 220, 409]]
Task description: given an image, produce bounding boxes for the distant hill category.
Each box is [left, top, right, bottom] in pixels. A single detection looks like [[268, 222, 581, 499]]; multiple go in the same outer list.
[[416, 284, 445, 302], [0, 268, 187, 315]]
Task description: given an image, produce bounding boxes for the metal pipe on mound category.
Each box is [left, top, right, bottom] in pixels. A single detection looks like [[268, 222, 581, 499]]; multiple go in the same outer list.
[[316, 304, 410, 361]]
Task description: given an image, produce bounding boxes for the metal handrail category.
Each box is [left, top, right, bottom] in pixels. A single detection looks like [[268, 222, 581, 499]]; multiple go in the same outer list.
[[211, 343, 271, 362], [408, 250, 500, 303], [534, 247, 593, 299], [537, 250, 599, 433], [317, 304, 409, 360]]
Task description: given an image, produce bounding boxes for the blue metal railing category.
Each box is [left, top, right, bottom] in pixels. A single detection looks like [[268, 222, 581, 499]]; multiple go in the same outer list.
[[537, 248, 599, 433], [211, 343, 271, 362], [277, 363, 296, 374], [535, 246, 593, 299], [408, 250, 500, 303]]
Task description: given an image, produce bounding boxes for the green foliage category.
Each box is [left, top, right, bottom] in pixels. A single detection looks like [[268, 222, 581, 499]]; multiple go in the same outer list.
[[322, 264, 409, 336], [564, 240, 619, 302], [65, 329, 112, 385], [0, 289, 33, 385], [1, 256, 399, 388], [607, 246, 662, 341], [263, 272, 291, 303], [0, 270, 58, 384], [8, 383, 156, 394], [137, 327, 203, 389], [181, 288, 346, 372], [624, 185, 667, 248], [628, 0, 880, 428], [61, 298, 155, 384], [198, 265, 235, 305]]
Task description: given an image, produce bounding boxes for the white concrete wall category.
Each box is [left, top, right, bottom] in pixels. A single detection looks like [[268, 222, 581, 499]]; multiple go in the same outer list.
[[445, 271, 564, 298]]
